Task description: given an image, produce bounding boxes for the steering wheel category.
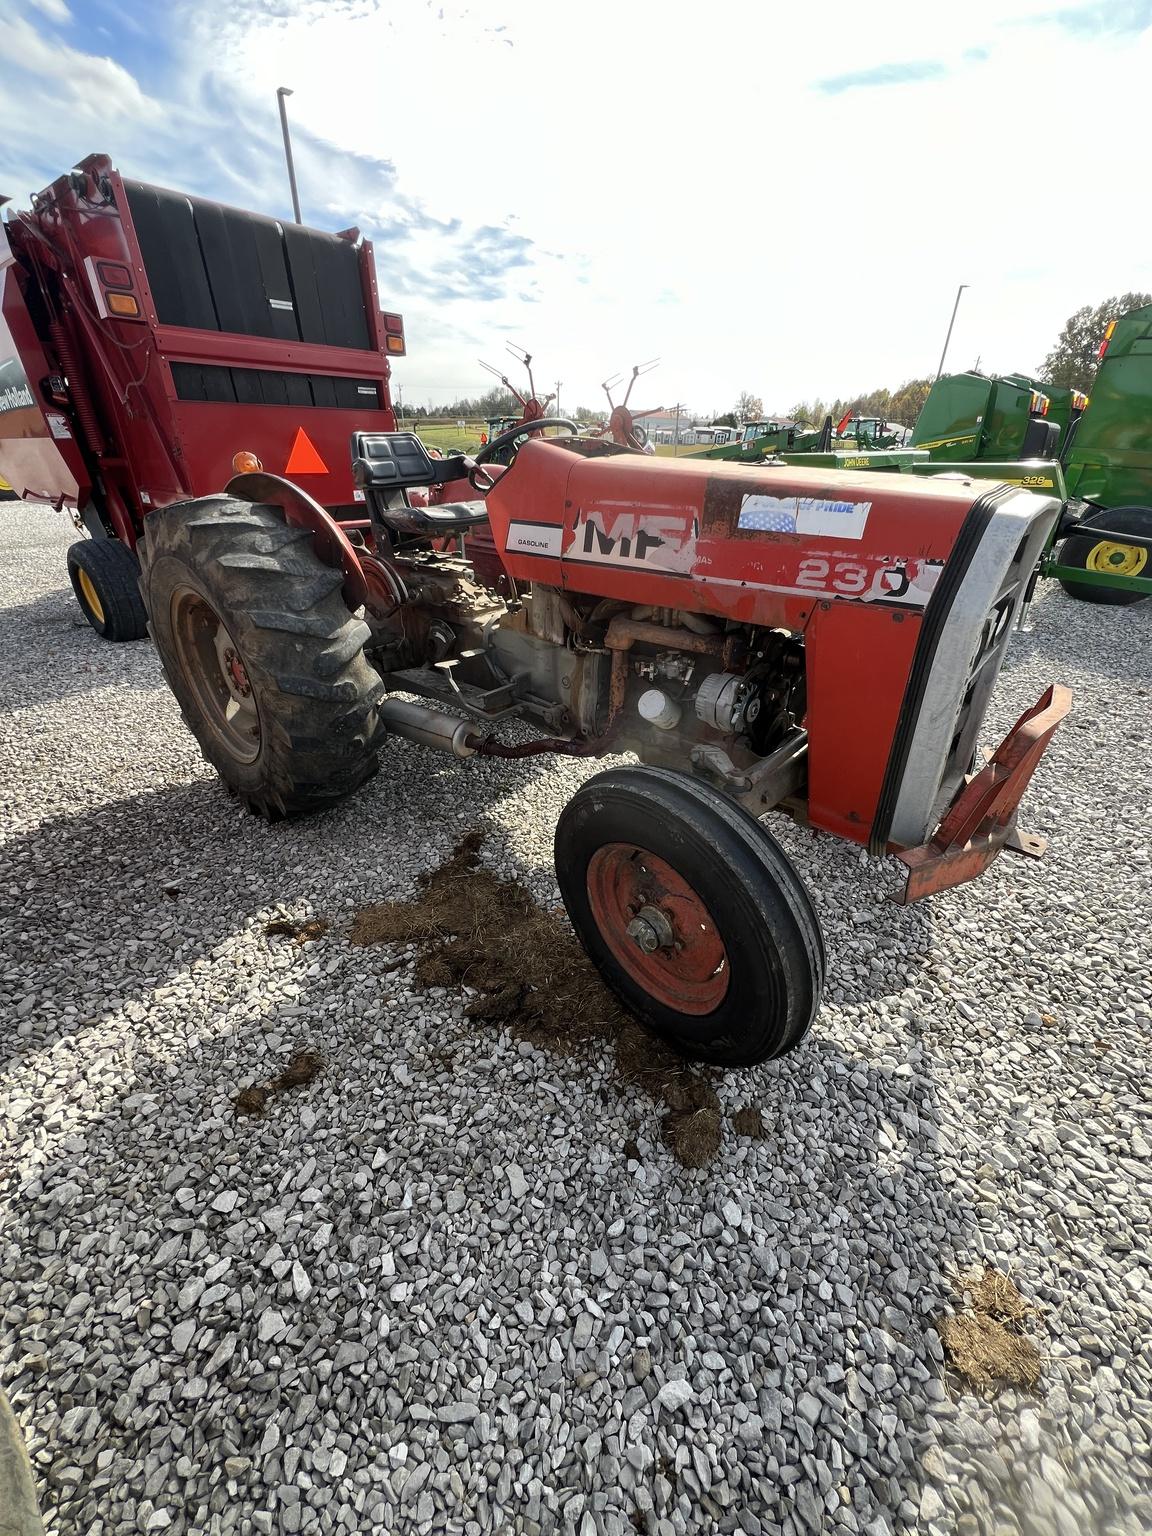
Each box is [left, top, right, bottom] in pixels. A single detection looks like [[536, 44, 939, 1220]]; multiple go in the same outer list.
[[469, 416, 580, 493]]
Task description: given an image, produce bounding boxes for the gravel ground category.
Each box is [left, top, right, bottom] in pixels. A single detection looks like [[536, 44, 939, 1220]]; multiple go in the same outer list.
[[2, 501, 1150, 1536]]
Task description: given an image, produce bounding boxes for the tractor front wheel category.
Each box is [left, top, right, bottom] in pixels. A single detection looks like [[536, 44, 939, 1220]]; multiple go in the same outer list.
[[1058, 506, 1151, 605], [139, 496, 382, 818], [555, 767, 824, 1067], [67, 538, 149, 640]]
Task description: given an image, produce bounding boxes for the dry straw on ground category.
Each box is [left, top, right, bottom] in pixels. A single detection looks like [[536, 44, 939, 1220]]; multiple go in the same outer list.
[[939, 1266, 1043, 1392], [351, 831, 728, 1166]]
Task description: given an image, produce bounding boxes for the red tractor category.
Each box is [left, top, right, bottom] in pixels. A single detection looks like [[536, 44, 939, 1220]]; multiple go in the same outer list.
[[139, 426, 1067, 1067]]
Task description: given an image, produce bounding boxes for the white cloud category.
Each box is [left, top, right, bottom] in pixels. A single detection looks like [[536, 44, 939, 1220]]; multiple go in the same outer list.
[[27, 0, 71, 21], [0, 12, 161, 186], [3, 0, 1151, 415]]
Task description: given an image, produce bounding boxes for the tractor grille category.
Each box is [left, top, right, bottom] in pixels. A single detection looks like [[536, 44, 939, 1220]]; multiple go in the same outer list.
[[879, 486, 1063, 851]]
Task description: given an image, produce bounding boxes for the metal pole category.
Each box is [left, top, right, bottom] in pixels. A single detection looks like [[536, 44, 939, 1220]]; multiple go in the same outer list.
[[674, 402, 682, 456], [276, 87, 302, 225], [935, 283, 968, 382], [555, 379, 562, 416]]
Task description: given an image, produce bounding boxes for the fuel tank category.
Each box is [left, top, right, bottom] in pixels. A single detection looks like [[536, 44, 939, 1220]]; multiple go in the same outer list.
[[485, 439, 1062, 852]]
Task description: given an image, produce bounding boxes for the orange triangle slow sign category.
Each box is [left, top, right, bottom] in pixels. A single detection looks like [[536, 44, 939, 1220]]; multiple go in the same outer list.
[[285, 426, 329, 476]]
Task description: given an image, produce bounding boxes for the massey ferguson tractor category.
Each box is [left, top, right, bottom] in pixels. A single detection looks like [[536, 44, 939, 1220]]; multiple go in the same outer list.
[[6, 155, 1075, 1069], [138, 435, 1068, 1067]]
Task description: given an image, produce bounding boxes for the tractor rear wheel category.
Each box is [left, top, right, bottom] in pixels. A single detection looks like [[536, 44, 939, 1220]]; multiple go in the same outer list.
[[555, 766, 824, 1067], [140, 496, 382, 819], [1058, 506, 1151, 605], [67, 537, 149, 640]]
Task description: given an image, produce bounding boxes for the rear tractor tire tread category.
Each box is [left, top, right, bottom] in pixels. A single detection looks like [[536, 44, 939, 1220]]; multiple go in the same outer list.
[[139, 497, 381, 819]]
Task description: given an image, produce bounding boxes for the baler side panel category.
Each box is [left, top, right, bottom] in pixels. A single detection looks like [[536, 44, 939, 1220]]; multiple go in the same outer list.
[[113, 170, 396, 513], [168, 399, 390, 503], [0, 257, 85, 504], [6, 159, 401, 537]]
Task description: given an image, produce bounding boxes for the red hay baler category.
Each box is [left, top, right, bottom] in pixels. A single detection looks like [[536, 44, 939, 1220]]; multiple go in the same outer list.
[[0, 152, 403, 638]]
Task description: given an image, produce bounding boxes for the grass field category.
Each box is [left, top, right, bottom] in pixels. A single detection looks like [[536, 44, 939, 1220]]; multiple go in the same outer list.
[[398, 420, 486, 454], [399, 419, 706, 460]]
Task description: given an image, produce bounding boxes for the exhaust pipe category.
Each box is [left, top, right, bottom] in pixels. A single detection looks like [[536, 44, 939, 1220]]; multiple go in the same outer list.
[[377, 697, 484, 758]]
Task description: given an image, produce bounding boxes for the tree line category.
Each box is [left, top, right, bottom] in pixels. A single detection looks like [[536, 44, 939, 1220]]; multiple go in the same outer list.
[[397, 386, 605, 425]]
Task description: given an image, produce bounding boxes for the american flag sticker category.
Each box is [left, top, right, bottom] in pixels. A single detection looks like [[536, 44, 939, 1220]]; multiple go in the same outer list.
[[738, 493, 872, 541]]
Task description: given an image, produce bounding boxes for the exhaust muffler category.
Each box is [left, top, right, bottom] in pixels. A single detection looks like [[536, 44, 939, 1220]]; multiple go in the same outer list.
[[377, 697, 485, 758]]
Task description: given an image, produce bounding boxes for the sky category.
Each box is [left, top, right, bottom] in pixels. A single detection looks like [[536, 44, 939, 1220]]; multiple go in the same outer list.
[[2, 0, 1150, 418]]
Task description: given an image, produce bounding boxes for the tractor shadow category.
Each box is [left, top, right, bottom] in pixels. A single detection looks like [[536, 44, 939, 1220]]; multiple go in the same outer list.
[[0, 742, 569, 1078], [0, 753, 946, 1084], [0, 587, 167, 714]]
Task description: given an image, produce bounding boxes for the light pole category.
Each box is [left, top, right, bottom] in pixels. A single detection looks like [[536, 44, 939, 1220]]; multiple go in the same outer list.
[[665, 402, 684, 456], [554, 379, 562, 416], [935, 283, 968, 381], [276, 87, 302, 225]]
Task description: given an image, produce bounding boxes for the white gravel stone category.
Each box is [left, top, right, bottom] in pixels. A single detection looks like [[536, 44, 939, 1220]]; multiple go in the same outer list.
[[3, 505, 1152, 1536], [656, 1380, 694, 1412]]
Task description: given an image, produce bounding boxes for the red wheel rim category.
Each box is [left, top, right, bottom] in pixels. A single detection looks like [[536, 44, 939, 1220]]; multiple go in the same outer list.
[[585, 843, 729, 1014]]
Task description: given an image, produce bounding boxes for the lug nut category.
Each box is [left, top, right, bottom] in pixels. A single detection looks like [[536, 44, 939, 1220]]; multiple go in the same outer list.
[[626, 904, 675, 953], [627, 916, 660, 953]]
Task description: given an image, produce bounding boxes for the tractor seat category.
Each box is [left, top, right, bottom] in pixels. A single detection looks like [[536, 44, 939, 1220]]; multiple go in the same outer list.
[[351, 430, 488, 536], [382, 499, 489, 535]]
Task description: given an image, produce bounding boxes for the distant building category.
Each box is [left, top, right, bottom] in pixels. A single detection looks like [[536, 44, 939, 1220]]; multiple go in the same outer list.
[[685, 423, 739, 446]]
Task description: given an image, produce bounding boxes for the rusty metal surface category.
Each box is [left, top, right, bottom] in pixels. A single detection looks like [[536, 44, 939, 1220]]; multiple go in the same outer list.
[[896, 683, 1072, 903]]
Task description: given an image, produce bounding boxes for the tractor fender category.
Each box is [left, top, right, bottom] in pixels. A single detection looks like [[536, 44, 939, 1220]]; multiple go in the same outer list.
[[225, 470, 370, 613]]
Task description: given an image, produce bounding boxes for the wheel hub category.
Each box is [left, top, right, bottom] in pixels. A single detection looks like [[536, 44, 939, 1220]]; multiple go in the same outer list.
[[171, 589, 262, 764], [76, 566, 105, 626], [626, 904, 675, 954], [586, 843, 729, 1014], [223, 647, 251, 697], [1087, 538, 1147, 577]]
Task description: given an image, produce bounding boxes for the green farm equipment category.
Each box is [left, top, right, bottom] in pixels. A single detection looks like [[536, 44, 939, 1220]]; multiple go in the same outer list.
[[687, 412, 912, 466], [688, 416, 833, 462], [840, 414, 909, 451], [910, 374, 1065, 462]]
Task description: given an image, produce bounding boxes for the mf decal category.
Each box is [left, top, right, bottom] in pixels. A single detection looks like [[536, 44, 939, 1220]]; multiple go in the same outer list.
[[569, 508, 698, 574]]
